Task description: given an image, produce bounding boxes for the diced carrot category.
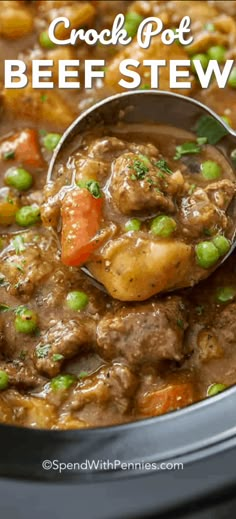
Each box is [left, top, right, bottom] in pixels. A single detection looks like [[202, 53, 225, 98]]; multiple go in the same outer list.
[[137, 383, 195, 417], [61, 188, 103, 267], [0, 129, 45, 169], [0, 200, 19, 225]]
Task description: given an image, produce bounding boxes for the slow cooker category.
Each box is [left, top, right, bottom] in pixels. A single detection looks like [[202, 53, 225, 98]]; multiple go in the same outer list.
[[1, 386, 236, 518]]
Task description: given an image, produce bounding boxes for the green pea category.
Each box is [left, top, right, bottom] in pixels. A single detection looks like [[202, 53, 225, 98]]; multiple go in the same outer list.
[[4, 167, 33, 191], [139, 84, 151, 90], [191, 54, 209, 73], [15, 205, 40, 227], [201, 160, 221, 180], [195, 241, 220, 269], [216, 286, 236, 304], [228, 67, 236, 88], [213, 235, 231, 256], [204, 22, 215, 32], [0, 370, 8, 390], [125, 218, 141, 232], [39, 30, 55, 49], [207, 45, 226, 63], [14, 307, 38, 334], [124, 12, 143, 38], [207, 383, 227, 397], [150, 215, 177, 237], [43, 133, 61, 151], [66, 291, 89, 311], [51, 374, 76, 392]]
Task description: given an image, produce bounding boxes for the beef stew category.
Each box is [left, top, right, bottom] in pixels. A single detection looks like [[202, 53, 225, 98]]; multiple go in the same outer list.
[[0, 0, 236, 429]]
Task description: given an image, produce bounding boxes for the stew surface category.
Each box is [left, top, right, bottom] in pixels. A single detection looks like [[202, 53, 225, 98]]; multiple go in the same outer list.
[[0, 0, 236, 429], [47, 123, 235, 301]]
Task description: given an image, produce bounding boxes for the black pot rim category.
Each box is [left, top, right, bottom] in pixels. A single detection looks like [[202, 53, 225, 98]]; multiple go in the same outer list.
[[1, 387, 236, 518], [1, 384, 236, 481]]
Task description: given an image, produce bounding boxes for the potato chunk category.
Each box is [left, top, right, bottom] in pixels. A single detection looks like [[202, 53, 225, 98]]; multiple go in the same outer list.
[[0, 1, 33, 39], [3, 83, 75, 130], [89, 234, 193, 301]]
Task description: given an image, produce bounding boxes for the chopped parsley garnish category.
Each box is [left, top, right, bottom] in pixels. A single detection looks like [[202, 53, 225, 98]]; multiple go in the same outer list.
[[12, 235, 25, 254], [196, 305, 205, 315], [3, 150, 15, 160], [12, 263, 25, 273], [39, 129, 47, 136], [188, 184, 196, 195], [41, 94, 48, 103], [36, 344, 51, 358], [0, 304, 11, 313], [195, 115, 228, 145], [52, 353, 64, 362], [0, 275, 5, 285], [196, 136, 208, 145], [204, 228, 212, 236], [139, 84, 151, 90], [14, 305, 28, 315], [78, 371, 89, 378], [19, 350, 27, 361], [155, 159, 173, 175], [77, 179, 102, 199], [131, 157, 149, 180], [174, 142, 201, 160], [177, 318, 184, 329]]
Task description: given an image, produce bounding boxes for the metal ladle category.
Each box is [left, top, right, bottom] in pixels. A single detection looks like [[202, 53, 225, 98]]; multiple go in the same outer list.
[[47, 90, 236, 290]]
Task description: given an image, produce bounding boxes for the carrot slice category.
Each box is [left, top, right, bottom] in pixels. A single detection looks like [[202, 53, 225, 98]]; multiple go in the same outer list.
[[0, 129, 44, 169], [137, 383, 195, 417], [0, 200, 19, 225], [61, 188, 103, 267]]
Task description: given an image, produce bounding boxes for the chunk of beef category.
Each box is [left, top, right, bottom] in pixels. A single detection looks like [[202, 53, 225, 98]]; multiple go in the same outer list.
[[34, 318, 95, 377], [64, 363, 138, 414], [87, 136, 159, 162], [215, 303, 236, 346], [205, 179, 236, 211], [110, 152, 184, 215], [96, 296, 188, 365], [0, 230, 58, 297], [87, 136, 127, 160], [179, 179, 235, 238], [0, 360, 44, 388]]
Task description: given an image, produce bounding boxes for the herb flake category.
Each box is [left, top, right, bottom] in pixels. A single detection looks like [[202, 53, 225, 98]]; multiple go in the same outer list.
[[52, 353, 64, 362], [3, 150, 15, 160], [36, 344, 51, 359], [174, 142, 201, 160], [177, 318, 184, 329], [0, 304, 11, 313], [77, 179, 102, 199], [12, 235, 25, 254], [78, 371, 89, 378], [195, 115, 228, 145], [131, 158, 149, 180], [155, 159, 173, 175]]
